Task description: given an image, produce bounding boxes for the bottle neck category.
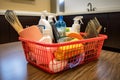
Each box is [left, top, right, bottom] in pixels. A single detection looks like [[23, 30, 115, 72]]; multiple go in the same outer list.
[[74, 20, 79, 24], [59, 16, 63, 21]]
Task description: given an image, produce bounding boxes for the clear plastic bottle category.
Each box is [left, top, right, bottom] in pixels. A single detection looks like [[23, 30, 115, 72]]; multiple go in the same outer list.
[[38, 14, 53, 40], [71, 16, 83, 33], [55, 16, 66, 38]]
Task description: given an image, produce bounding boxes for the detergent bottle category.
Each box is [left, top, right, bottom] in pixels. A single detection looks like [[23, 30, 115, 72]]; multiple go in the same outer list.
[[38, 11, 53, 41], [55, 16, 66, 38], [48, 14, 60, 43], [71, 16, 83, 33]]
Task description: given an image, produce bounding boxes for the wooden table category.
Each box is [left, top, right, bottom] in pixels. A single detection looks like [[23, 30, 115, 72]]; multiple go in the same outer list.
[[0, 42, 120, 80]]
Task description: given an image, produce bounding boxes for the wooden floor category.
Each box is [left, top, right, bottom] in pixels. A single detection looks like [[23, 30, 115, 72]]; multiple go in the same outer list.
[[0, 42, 120, 80]]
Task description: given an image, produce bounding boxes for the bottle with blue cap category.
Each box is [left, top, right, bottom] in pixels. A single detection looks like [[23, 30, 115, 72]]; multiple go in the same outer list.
[[55, 16, 66, 38]]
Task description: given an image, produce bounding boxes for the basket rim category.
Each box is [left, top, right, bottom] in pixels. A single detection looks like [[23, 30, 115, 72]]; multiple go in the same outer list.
[[19, 33, 107, 47]]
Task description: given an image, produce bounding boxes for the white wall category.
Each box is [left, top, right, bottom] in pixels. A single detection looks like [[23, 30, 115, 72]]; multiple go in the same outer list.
[[65, 0, 120, 13]]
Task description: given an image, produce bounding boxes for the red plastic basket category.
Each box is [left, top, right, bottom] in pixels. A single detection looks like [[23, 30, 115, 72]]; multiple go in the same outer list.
[[19, 33, 107, 73]]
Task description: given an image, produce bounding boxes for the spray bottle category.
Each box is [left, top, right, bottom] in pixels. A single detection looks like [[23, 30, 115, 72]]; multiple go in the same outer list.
[[38, 11, 53, 42], [48, 14, 60, 43], [71, 16, 83, 33]]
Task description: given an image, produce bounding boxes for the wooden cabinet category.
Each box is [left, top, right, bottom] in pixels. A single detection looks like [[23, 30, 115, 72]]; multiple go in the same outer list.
[[0, 15, 10, 43], [0, 15, 39, 44], [105, 13, 120, 49], [82, 13, 108, 34]]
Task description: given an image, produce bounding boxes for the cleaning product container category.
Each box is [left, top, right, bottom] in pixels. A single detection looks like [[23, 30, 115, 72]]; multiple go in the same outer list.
[[19, 33, 107, 73], [55, 16, 66, 38], [71, 16, 83, 33]]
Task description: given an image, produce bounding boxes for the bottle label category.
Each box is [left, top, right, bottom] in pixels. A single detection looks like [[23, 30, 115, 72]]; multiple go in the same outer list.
[[57, 27, 65, 37]]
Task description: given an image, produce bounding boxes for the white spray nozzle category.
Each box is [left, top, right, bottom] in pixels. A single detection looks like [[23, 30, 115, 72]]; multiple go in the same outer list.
[[40, 10, 57, 22], [41, 10, 47, 16], [48, 13, 57, 22], [73, 16, 83, 24], [41, 15, 46, 19], [40, 10, 48, 19]]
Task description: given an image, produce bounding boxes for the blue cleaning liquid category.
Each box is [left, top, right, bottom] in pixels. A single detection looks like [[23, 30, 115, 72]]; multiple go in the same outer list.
[[55, 16, 66, 38]]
